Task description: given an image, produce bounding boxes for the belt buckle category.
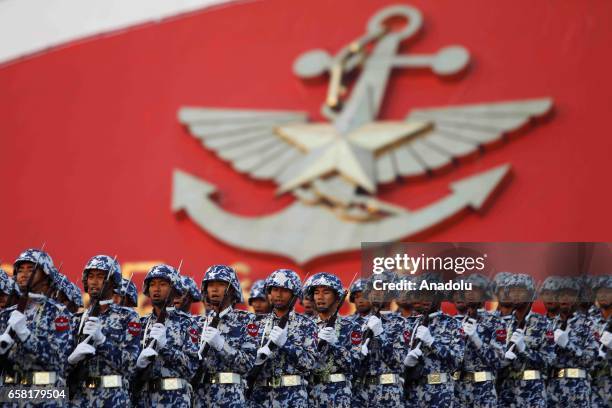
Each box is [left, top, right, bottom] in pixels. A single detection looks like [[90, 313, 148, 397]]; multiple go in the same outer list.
[[329, 373, 345, 383], [566, 368, 579, 378], [33, 372, 54, 385], [219, 372, 231, 384], [523, 370, 538, 380], [473, 372, 487, 382], [162, 378, 181, 391], [101, 375, 121, 388], [379, 373, 395, 385], [427, 373, 442, 385], [282, 375, 299, 387]]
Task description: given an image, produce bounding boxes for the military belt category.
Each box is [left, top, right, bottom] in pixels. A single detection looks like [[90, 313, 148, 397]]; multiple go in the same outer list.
[[84, 375, 123, 389], [257, 374, 305, 388], [508, 370, 541, 381], [311, 373, 347, 385], [206, 372, 242, 385], [555, 368, 586, 379], [364, 373, 401, 385], [419, 372, 450, 385], [149, 377, 188, 392], [3, 371, 58, 386], [460, 371, 494, 383]]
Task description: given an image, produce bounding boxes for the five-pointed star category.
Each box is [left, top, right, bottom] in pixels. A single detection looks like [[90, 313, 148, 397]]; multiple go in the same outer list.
[[275, 121, 431, 194]]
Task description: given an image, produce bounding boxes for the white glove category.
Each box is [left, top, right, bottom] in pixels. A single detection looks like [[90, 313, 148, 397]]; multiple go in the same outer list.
[[255, 344, 271, 365], [367, 315, 383, 337], [136, 347, 158, 368], [463, 319, 482, 349], [269, 326, 288, 347], [8, 310, 30, 342], [67, 342, 96, 364], [416, 325, 434, 347], [360, 338, 371, 356], [149, 323, 167, 349], [202, 326, 225, 351], [83, 317, 106, 346], [0, 332, 15, 355], [510, 329, 526, 353], [600, 331, 612, 349], [318, 327, 338, 346], [403, 343, 423, 367], [554, 328, 569, 348], [504, 349, 517, 360]]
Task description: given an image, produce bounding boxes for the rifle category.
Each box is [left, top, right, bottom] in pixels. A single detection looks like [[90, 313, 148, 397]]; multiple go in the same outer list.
[[506, 307, 530, 353], [317, 272, 359, 352], [245, 292, 299, 398], [0, 243, 46, 349], [355, 301, 383, 385], [67, 255, 116, 398], [119, 272, 135, 307], [402, 309, 432, 391], [190, 284, 231, 388]]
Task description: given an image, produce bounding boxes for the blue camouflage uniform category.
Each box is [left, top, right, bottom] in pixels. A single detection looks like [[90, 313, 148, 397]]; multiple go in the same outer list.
[[0, 267, 21, 308], [452, 274, 504, 408], [590, 276, 612, 408], [115, 278, 139, 308], [135, 264, 198, 408], [250, 269, 319, 408], [496, 274, 555, 408], [305, 273, 361, 408], [0, 249, 73, 408], [192, 264, 258, 408], [181, 275, 203, 303], [69, 255, 141, 408]]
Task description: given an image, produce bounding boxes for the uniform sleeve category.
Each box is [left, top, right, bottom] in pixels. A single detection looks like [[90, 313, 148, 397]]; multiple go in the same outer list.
[[560, 318, 599, 368], [320, 320, 355, 373], [158, 316, 198, 380], [516, 317, 554, 369], [280, 317, 319, 373], [476, 316, 506, 371], [210, 313, 257, 375], [422, 318, 465, 372]]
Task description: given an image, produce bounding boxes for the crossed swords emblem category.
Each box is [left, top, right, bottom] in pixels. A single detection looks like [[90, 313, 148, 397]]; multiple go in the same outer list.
[[173, 5, 553, 263]]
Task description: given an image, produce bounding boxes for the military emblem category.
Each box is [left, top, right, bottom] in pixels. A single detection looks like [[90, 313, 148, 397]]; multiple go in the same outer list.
[[173, 4, 553, 263]]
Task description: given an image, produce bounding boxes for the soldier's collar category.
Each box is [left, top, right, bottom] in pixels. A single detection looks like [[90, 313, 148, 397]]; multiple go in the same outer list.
[[99, 299, 114, 305], [428, 311, 441, 319], [219, 306, 232, 318], [380, 310, 393, 315], [28, 292, 46, 301]]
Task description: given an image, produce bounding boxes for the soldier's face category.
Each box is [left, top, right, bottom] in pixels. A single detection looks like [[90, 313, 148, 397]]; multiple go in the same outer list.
[[206, 281, 229, 305], [270, 287, 293, 310], [596, 288, 612, 310], [507, 287, 531, 305], [16, 262, 36, 290], [464, 288, 485, 303], [313, 286, 337, 313], [149, 278, 172, 305], [301, 297, 314, 315], [452, 291, 466, 312], [558, 289, 578, 313], [353, 291, 371, 314], [87, 269, 108, 298], [540, 290, 559, 313], [250, 298, 271, 314]]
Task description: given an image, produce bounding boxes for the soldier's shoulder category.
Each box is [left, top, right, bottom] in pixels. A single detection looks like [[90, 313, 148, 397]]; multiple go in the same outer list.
[[293, 312, 318, 328], [112, 304, 140, 321], [45, 297, 70, 315]]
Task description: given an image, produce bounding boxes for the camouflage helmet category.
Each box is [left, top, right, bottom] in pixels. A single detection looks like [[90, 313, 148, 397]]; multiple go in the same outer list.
[[114, 278, 138, 306], [143, 264, 183, 296], [364, 270, 399, 302], [0, 268, 19, 296], [592, 275, 612, 293], [557, 276, 581, 292], [505, 273, 537, 301], [539, 275, 563, 294], [248, 279, 267, 305], [452, 273, 492, 300], [349, 278, 368, 303], [492, 272, 514, 293], [180, 276, 202, 302], [14, 248, 55, 278], [304, 272, 345, 299], [265, 269, 302, 298], [201, 265, 244, 303], [58, 275, 84, 308], [396, 274, 419, 302], [82, 255, 121, 292]]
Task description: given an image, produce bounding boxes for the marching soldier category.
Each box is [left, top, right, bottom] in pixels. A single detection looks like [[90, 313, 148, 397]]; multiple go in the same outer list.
[[113, 277, 139, 308], [0, 249, 73, 407], [356, 272, 405, 407], [67, 254, 141, 407], [496, 273, 554, 408], [174, 275, 202, 314], [492, 272, 515, 317], [192, 264, 258, 407], [248, 279, 271, 316], [134, 264, 198, 407], [394, 275, 417, 319], [304, 272, 360, 407], [547, 277, 598, 407], [249, 268, 318, 408], [400, 273, 464, 408], [345, 278, 370, 325], [452, 273, 505, 408], [590, 275, 611, 408]]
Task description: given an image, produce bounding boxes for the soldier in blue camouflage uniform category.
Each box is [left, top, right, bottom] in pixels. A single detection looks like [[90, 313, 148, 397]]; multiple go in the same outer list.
[[304, 272, 361, 407], [0, 249, 73, 407], [0, 267, 20, 310], [451, 273, 505, 408], [248, 279, 271, 316], [496, 273, 555, 408], [546, 276, 599, 407], [135, 264, 198, 407], [113, 277, 138, 308], [492, 271, 515, 318], [590, 275, 611, 408], [249, 268, 318, 408], [399, 272, 465, 408], [174, 275, 202, 314], [67, 254, 142, 408], [355, 272, 405, 407], [191, 264, 258, 408]]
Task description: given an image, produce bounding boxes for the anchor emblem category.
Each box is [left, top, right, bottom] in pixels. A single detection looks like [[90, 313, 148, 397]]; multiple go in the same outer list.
[[173, 5, 553, 264]]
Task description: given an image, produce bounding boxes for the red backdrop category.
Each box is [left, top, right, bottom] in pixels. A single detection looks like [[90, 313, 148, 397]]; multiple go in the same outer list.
[[1, 0, 611, 312]]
